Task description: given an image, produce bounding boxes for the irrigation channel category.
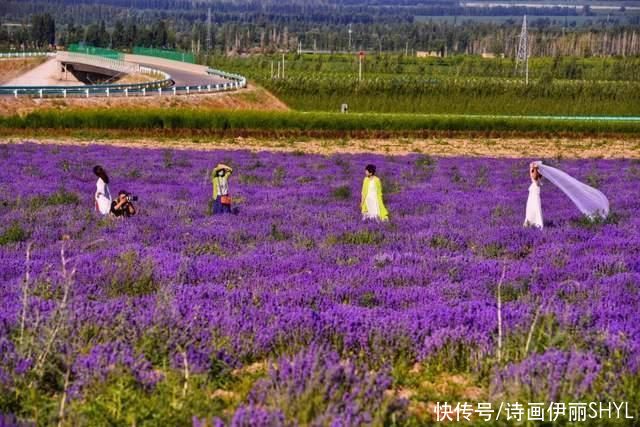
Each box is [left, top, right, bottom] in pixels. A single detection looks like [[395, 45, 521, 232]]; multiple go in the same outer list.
[[464, 114, 640, 122]]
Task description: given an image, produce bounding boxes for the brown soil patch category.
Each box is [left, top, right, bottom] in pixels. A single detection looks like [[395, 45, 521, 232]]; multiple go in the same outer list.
[[231, 361, 267, 376], [209, 389, 239, 401], [420, 373, 486, 401], [0, 57, 48, 85], [421, 374, 484, 401], [115, 73, 158, 84], [2, 136, 638, 159], [0, 83, 288, 116]]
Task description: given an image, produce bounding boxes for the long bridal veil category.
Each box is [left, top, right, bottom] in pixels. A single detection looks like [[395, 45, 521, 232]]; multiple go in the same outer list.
[[533, 161, 609, 219]]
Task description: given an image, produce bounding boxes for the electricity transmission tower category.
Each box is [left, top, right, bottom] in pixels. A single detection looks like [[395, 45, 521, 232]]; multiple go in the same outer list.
[[206, 8, 212, 52], [515, 15, 529, 85]]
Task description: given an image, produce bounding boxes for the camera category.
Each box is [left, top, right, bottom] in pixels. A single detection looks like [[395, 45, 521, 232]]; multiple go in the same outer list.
[[126, 195, 138, 202]]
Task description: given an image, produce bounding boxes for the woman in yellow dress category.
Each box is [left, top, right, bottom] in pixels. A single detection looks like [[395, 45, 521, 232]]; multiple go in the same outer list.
[[361, 164, 389, 221]]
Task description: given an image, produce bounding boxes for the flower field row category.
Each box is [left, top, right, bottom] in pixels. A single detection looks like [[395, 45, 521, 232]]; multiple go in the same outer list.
[[0, 142, 638, 425]]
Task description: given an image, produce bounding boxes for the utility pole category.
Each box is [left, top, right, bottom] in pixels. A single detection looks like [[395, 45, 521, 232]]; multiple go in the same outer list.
[[515, 15, 529, 85], [282, 53, 285, 78], [348, 24, 352, 51], [358, 51, 364, 81], [206, 7, 212, 52]]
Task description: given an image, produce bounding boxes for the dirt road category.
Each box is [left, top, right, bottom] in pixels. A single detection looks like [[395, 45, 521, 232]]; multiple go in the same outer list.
[[3, 136, 638, 159], [3, 58, 83, 87]]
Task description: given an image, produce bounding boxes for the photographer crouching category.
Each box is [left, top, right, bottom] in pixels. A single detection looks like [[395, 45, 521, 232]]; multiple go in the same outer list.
[[111, 191, 137, 218], [211, 163, 233, 214]]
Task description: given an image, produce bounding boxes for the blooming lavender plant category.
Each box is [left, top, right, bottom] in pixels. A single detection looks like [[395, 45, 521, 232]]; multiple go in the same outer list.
[[492, 349, 601, 402], [246, 346, 403, 426], [0, 142, 638, 423]]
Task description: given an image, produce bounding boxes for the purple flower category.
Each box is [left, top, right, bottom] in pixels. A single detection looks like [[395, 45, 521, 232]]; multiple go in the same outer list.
[[0, 143, 637, 418], [493, 349, 602, 401]]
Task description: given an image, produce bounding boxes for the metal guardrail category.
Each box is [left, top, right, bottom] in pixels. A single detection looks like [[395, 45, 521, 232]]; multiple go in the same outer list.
[[208, 68, 247, 88], [0, 70, 173, 99], [0, 52, 55, 59], [0, 78, 245, 99]]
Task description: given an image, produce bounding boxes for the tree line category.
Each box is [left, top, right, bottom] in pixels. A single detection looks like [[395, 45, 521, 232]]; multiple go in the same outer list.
[[2, 10, 639, 57]]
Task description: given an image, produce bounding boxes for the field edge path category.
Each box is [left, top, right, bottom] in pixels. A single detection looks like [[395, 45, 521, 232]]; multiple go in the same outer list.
[[2, 136, 639, 159]]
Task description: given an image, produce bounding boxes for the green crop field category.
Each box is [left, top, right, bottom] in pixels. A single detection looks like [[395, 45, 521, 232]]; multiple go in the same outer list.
[[2, 109, 639, 137], [209, 54, 640, 116]]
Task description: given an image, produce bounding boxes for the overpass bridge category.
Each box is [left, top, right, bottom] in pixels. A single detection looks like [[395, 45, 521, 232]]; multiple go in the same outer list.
[[58, 51, 142, 84], [0, 51, 246, 98]]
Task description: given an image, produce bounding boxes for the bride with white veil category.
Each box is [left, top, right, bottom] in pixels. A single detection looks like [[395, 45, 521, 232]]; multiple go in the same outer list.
[[524, 161, 609, 229], [524, 163, 544, 228]]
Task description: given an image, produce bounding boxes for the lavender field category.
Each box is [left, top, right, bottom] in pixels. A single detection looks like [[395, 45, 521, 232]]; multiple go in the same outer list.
[[0, 142, 639, 426]]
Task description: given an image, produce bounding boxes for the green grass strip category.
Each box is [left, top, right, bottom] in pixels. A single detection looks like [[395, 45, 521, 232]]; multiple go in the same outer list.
[[1, 109, 639, 134]]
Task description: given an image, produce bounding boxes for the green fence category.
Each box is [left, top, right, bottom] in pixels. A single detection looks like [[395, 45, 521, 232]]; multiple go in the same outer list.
[[68, 44, 123, 60], [133, 47, 195, 63]]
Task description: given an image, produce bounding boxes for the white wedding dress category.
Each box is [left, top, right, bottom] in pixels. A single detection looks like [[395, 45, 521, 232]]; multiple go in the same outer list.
[[95, 177, 112, 216], [363, 179, 380, 220], [524, 181, 543, 229]]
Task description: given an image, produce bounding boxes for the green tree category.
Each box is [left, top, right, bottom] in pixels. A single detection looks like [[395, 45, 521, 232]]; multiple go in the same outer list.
[[99, 21, 110, 47], [124, 20, 138, 47], [151, 20, 169, 48], [30, 14, 54, 48], [84, 23, 100, 46], [112, 20, 126, 49]]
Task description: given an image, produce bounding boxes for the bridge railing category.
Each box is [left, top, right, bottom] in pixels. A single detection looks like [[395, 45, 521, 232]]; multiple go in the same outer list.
[[68, 44, 123, 60], [59, 52, 141, 75], [132, 47, 195, 64]]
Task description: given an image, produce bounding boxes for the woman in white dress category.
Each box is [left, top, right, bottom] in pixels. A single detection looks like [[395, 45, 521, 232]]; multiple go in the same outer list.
[[531, 160, 609, 221], [361, 164, 389, 221], [93, 165, 112, 216], [524, 162, 543, 229]]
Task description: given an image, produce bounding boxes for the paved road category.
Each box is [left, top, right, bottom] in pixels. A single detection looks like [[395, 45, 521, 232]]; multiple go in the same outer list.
[[123, 54, 231, 87], [135, 61, 229, 86], [2, 54, 232, 88]]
